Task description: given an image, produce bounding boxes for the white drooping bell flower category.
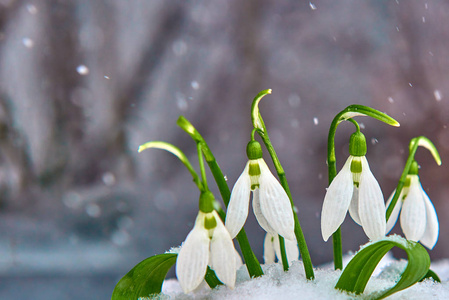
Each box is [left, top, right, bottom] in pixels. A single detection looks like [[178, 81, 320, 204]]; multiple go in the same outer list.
[[176, 192, 236, 293], [321, 131, 386, 242], [263, 233, 299, 265], [225, 141, 295, 241], [386, 161, 439, 249]]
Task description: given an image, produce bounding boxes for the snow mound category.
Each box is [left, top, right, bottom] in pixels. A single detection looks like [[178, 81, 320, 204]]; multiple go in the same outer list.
[[160, 257, 449, 299]]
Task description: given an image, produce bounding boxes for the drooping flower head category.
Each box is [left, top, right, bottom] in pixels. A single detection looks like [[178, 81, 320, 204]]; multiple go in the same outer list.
[[225, 140, 295, 241], [321, 131, 386, 242], [386, 160, 439, 249], [176, 191, 236, 293]]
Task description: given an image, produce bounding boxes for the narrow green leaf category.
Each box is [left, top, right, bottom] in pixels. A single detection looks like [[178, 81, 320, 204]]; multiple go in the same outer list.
[[420, 269, 441, 283], [412, 136, 442, 166], [339, 105, 400, 127], [111, 253, 177, 300], [138, 141, 202, 190], [250, 89, 272, 132], [336, 236, 430, 300]]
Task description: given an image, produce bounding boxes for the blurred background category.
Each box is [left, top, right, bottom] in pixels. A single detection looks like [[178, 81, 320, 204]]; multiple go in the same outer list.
[[0, 0, 448, 299]]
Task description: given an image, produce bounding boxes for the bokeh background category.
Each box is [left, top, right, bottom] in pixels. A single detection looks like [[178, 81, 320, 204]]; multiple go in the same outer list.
[[0, 0, 448, 299]]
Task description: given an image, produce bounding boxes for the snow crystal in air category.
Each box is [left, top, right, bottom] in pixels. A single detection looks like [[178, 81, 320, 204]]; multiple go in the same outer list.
[[76, 65, 89, 75]]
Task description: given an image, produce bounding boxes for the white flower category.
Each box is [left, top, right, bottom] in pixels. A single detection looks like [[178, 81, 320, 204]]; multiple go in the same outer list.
[[225, 158, 295, 241], [386, 175, 439, 249], [321, 155, 386, 242], [176, 210, 236, 293], [263, 233, 299, 265]]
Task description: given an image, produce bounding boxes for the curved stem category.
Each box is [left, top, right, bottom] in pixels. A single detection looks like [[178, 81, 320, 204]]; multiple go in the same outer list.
[[255, 120, 315, 279], [327, 117, 359, 270], [327, 105, 399, 270], [177, 116, 263, 278], [251, 90, 314, 279], [386, 136, 441, 221]]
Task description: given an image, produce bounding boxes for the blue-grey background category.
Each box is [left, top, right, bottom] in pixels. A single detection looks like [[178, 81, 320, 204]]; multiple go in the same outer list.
[[0, 0, 448, 299]]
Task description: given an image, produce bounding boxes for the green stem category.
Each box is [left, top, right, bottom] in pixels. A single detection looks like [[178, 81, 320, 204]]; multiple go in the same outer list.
[[197, 143, 208, 191], [279, 235, 289, 271], [327, 115, 352, 270], [332, 228, 343, 270], [251, 90, 314, 279], [386, 136, 441, 221], [327, 105, 398, 270], [177, 116, 264, 278], [256, 124, 314, 279]]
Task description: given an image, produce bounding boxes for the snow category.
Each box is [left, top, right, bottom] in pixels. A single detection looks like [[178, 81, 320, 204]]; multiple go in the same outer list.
[[76, 65, 89, 75], [159, 255, 449, 299]]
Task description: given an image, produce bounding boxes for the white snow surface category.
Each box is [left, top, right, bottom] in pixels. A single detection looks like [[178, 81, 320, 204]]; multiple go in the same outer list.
[[159, 254, 449, 299]]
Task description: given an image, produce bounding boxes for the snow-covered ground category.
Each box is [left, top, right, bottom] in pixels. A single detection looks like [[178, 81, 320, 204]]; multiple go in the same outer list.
[[161, 255, 449, 299]]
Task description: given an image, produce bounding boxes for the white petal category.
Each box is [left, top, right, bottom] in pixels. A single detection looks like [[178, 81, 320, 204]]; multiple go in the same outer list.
[[253, 189, 277, 235], [176, 218, 210, 293], [385, 189, 403, 234], [234, 249, 243, 269], [400, 177, 426, 242], [210, 211, 236, 289], [358, 157, 386, 241], [272, 234, 300, 264], [418, 183, 439, 249], [348, 186, 361, 225], [321, 156, 354, 241], [225, 161, 252, 239], [258, 160, 295, 240], [285, 238, 300, 263], [263, 233, 276, 264]]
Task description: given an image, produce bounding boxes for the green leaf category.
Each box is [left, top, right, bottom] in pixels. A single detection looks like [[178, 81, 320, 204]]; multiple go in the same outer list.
[[338, 104, 400, 127], [420, 269, 441, 283], [138, 141, 202, 190], [205, 266, 223, 288], [411, 136, 442, 166], [335, 236, 430, 300], [111, 253, 177, 300], [250, 89, 272, 132]]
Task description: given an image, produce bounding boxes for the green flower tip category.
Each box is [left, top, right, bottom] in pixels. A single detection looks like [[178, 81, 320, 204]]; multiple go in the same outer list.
[[204, 214, 217, 229], [246, 140, 263, 160], [199, 191, 215, 213], [137, 145, 146, 153], [138, 141, 160, 153], [349, 131, 367, 157], [251, 89, 272, 131], [177, 116, 196, 135]]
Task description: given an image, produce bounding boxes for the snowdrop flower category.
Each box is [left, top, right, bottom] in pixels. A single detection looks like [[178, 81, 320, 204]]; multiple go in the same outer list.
[[263, 233, 299, 265], [225, 141, 295, 240], [386, 161, 439, 249], [321, 131, 386, 242], [176, 192, 236, 293]]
